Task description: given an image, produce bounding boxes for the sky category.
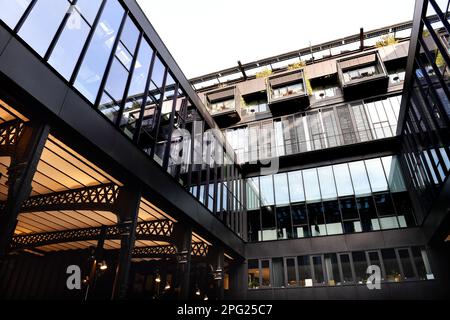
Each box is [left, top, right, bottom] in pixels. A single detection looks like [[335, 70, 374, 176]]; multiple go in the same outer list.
[[137, 0, 416, 79]]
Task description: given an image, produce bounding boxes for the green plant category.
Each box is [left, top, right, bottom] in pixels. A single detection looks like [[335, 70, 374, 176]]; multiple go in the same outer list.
[[288, 61, 306, 70], [256, 68, 272, 78], [375, 34, 399, 47], [435, 49, 446, 68]]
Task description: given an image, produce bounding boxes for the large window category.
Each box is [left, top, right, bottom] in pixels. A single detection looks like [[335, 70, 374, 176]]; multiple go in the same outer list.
[[248, 247, 433, 289], [247, 156, 415, 242], [224, 95, 402, 164]]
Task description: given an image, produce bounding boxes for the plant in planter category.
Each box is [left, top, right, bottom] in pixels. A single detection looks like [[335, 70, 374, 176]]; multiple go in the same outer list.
[[288, 60, 306, 70], [376, 34, 398, 47], [256, 68, 273, 79]]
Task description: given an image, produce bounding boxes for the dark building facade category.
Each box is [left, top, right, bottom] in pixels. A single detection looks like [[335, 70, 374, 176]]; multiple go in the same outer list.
[[0, 0, 448, 300]]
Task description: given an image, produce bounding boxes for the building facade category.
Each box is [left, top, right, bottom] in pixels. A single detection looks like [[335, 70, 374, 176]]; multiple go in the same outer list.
[[0, 0, 448, 300]]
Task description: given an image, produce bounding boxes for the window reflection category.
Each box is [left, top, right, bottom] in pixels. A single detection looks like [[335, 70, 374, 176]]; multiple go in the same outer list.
[[0, 0, 32, 29], [74, 0, 125, 102], [18, 0, 70, 57]]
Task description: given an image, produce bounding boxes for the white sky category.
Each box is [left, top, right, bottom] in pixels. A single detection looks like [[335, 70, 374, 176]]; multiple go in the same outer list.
[[137, 0, 416, 79]]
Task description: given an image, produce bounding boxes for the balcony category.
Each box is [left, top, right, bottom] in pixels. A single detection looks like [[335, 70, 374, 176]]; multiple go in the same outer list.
[[267, 69, 311, 117], [204, 86, 241, 127], [337, 51, 389, 100]]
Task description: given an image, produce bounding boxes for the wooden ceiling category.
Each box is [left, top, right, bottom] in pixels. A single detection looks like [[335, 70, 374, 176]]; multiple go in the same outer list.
[[1, 100, 178, 253]]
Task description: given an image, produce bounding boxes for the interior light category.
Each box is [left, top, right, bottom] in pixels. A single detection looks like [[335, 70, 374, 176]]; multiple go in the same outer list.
[[204, 295, 209, 301], [155, 274, 161, 283], [195, 288, 201, 296], [99, 261, 108, 271], [165, 284, 171, 290]]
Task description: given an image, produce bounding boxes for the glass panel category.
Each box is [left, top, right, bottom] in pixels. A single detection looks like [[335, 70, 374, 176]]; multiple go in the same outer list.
[[382, 156, 407, 192], [288, 171, 305, 202], [76, 0, 102, 24], [339, 253, 354, 283], [381, 249, 402, 282], [261, 260, 271, 287], [340, 197, 359, 220], [411, 247, 434, 280], [324, 253, 340, 286], [357, 196, 380, 231], [119, 39, 153, 138], [291, 204, 309, 238], [318, 166, 337, 200], [0, 0, 32, 30], [261, 206, 276, 241], [274, 173, 290, 205], [323, 200, 343, 235], [246, 178, 260, 210], [352, 251, 368, 284], [392, 192, 415, 227], [303, 168, 321, 202], [248, 210, 261, 242], [308, 202, 326, 236], [18, 0, 70, 56], [259, 175, 275, 206], [272, 258, 285, 288], [119, 15, 139, 53], [74, 0, 125, 102], [248, 259, 260, 289], [365, 158, 389, 192], [333, 163, 354, 197], [312, 256, 325, 285], [276, 206, 292, 240], [298, 256, 313, 287], [48, 9, 91, 80], [349, 161, 371, 195], [286, 258, 297, 286], [398, 249, 415, 280], [99, 58, 128, 122]]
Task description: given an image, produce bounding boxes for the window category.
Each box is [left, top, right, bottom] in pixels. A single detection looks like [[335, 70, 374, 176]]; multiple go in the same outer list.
[[74, 0, 125, 103], [285, 258, 298, 286], [261, 260, 271, 287], [323, 201, 343, 235], [382, 156, 407, 192], [259, 175, 275, 206], [303, 168, 321, 202], [274, 173, 290, 205], [318, 166, 337, 200], [288, 171, 305, 202], [48, 6, 92, 80], [119, 39, 154, 138], [248, 210, 261, 242], [209, 98, 235, 115], [333, 164, 354, 197], [272, 82, 304, 99], [312, 255, 325, 285], [276, 206, 292, 240], [338, 253, 355, 284], [411, 247, 434, 280], [374, 194, 399, 230], [352, 251, 368, 284], [343, 65, 377, 82], [291, 204, 309, 238], [248, 260, 260, 289], [242, 97, 268, 115], [308, 202, 326, 236], [357, 196, 380, 231], [0, 0, 32, 29], [324, 253, 340, 286], [272, 258, 285, 288], [397, 248, 415, 280], [261, 206, 276, 241], [18, 0, 70, 56], [298, 256, 313, 287], [365, 158, 389, 192], [349, 161, 371, 195], [381, 249, 401, 282]]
